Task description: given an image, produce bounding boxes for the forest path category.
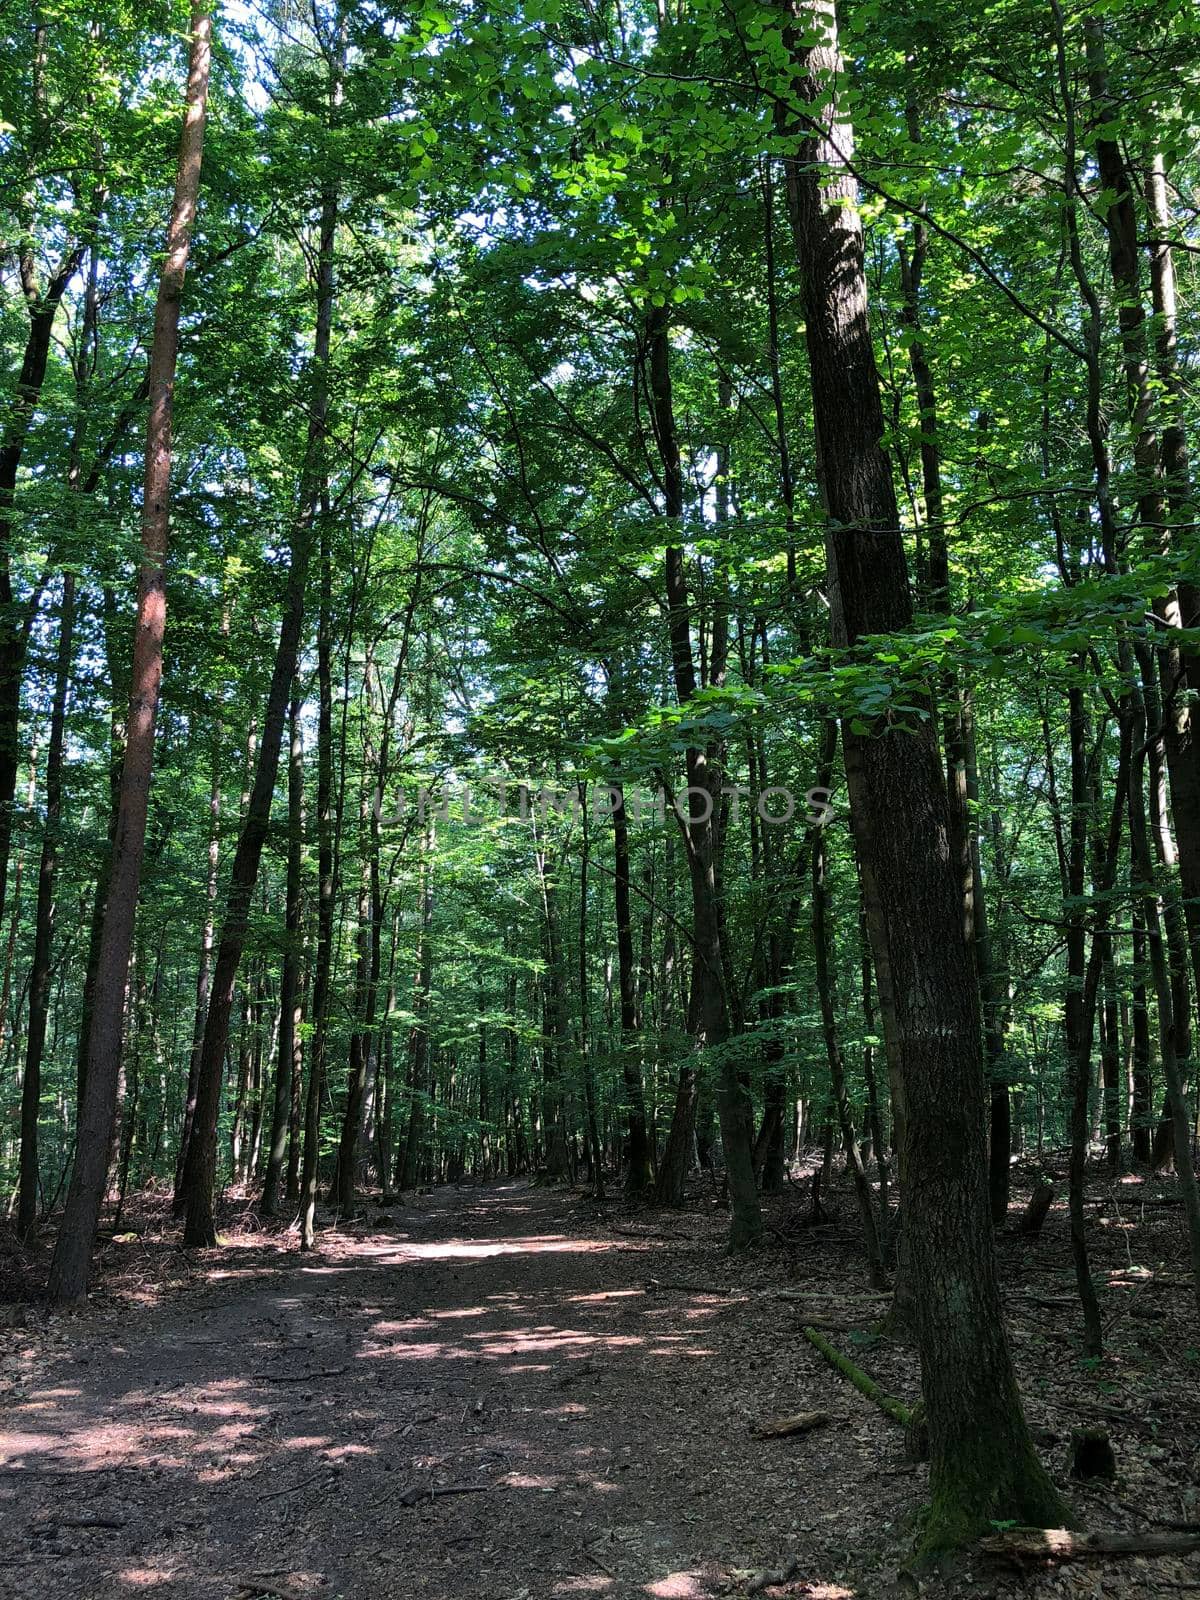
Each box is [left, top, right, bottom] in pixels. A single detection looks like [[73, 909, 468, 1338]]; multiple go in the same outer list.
[[0, 1182, 904, 1600]]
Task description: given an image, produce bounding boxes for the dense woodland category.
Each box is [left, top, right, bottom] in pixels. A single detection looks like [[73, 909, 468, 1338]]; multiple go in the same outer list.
[[3, 0, 1200, 1575]]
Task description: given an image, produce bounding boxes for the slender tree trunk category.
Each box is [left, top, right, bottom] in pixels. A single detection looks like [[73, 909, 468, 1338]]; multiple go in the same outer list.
[[17, 572, 74, 1238], [610, 777, 652, 1193], [1085, 24, 1200, 1014], [644, 306, 760, 1248], [398, 819, 435, 1191], [578, 782, 605, 1198], [174, 661, 223, 1210], [811, 722, 885, 1288], [181, 167, 337, 1249], [1128, 678, 1200, 1316], [263, 685, 303, 1216], [299, 503, 335, 1250], [1130, 893, 1153, 1164], [49, 6, 213, 1302]]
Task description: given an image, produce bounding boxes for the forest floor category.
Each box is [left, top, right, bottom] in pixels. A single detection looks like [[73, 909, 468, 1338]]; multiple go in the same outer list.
[[2, 1171, 1199, 1600]]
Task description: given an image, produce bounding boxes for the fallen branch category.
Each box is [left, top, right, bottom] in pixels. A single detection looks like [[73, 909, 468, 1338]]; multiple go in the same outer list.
[[801, 1325, 912, 1425], [646, 1277, 736, 1296], [396, 1482, 490, 1507], [252, 1367, 348, 1383], [750, 1410, 829, 1440], [981, 1527, 1200, 1564], [233, 1577, 307, 1600]]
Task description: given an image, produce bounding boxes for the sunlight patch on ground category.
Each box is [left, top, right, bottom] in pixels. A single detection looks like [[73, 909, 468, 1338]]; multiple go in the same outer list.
[[476, 1331, 643, 1357], [116, 1565, 182, 1587], [305, 1233, 619, 1266], [644, 1572, 708, 1598], [502, 1470, 560, 1489], [567, 1288, 645, 1304], [553, 1578, 614, 1594]]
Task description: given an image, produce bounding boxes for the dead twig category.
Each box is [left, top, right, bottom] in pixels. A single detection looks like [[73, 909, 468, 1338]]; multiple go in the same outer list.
[[396, 1482, 491, 1507], [256, 1468, 331, 1502], [252, 1367, 348, 1384]]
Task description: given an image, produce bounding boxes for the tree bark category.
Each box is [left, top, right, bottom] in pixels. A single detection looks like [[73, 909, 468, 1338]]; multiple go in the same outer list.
[[777, 0, 1067, 1548], [48, 6, 213, 1302]]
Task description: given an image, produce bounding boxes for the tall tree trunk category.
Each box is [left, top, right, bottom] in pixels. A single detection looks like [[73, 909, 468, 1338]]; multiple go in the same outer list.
[[49, 6, 213, 1303], [333, 776, 377, 1212], [532, 818, 571, 1181], [1130, 892, 1153, 1164], [644, 305, 760, 1248], [811, 722, 885, 1288], [17, 572, 74, 1238], [263, 685, 303, 1215], [398, 819, 435, 1191], [1085, 23, 1200, 1015], [181, 167, 337, 1249], [174, 646, 224, 1210], [611, 777, 653, 1193], [777, 0, 1067, 1547], [299, 501, 335, 1250], [1128, 677, 1200, 1316], [578, 782, 605, 1198]]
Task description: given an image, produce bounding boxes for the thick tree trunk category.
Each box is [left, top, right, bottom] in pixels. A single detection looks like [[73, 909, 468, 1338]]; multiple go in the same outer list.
[[48, 7, 212, 1303], [777, 0, 1067, 1548]]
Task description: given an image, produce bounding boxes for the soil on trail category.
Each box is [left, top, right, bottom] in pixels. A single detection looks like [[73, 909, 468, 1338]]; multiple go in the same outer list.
[[3, 1182, 904, 1600], [2, 1179, 1199, 1600]]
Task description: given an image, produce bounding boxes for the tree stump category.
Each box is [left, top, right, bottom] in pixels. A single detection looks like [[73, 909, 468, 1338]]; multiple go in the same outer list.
[[1070, 1426, 1116, 1480]]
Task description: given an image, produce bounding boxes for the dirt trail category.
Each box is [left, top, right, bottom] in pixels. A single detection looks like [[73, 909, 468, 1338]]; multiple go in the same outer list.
[[1, 1183, 908, 1600]]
